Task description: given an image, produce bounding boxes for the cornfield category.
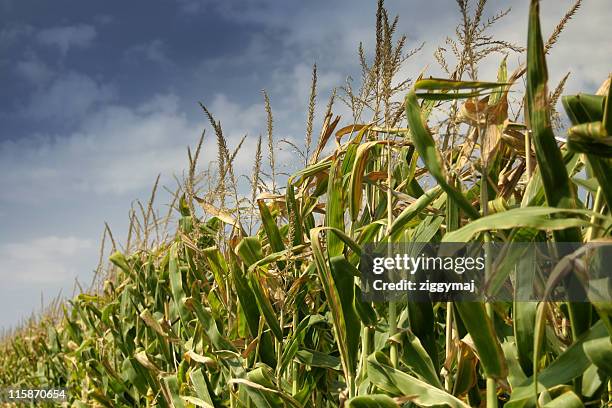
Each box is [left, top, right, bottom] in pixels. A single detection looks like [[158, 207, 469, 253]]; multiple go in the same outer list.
[[1, 0, 611, 407]]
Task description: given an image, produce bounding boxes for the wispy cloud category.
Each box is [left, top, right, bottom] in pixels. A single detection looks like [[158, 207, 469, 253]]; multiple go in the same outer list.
[[21, 71, 115, 121], [36, 24, 97, 55], [0, 89, 268, 204], [15, 52, 53, 86], [124, 39, 172, 68], [0, 23, 33, 48], [0, 236, 94, 283], [176, 0, 205, 14]]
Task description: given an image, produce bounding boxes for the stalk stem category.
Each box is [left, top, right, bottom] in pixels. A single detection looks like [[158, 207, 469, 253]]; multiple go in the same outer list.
[[586, 186, 603, 241], [444, 303, 454, 391], [292, 311, 298, 395], [481, 119, 497, 407], [359, 325, 371, 380], [385, 126, 399, 369], [389, 302, 398, 367], [484, 232, 497, 407], [525, 130, 533, 177], [276, 309, 284, 385]]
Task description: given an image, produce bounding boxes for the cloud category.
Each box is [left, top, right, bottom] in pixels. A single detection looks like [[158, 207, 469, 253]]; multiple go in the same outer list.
[[36, 24, 97, 55], [1, 99, 189, 198], [0, 90, 266, 203], [21, 71, 115, 122], [0, 23, 33, 48], [94, 14, 116, 25], [124, 39, 172, 68], [206, 93, 265, 136], [14, 53, 53, 85], [176, 0, 205, 14], [0, 236, 94, 283]]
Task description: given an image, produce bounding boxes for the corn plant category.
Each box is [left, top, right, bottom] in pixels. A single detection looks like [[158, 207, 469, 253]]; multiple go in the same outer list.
[[1, 1, 611, 407]]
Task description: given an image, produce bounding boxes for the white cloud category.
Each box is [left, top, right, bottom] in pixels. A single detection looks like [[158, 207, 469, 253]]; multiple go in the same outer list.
[[0, 236, 94, 283], [36, 24, 97, 55], [22, 71, 115, 121], [137, 93, 180, 114], [207, 93, 266, 136], [0, 91, 265, 202]]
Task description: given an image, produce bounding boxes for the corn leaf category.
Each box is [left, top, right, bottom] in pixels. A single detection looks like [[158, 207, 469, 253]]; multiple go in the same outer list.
[[455, 302, 507, 379], [367, 352, 470, 408]]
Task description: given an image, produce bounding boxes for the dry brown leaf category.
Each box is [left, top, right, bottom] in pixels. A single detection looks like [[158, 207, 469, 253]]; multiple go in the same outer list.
[[482, 124, 502, 167]]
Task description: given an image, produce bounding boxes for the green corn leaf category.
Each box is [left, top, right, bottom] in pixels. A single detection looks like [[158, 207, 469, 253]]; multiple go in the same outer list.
[[295, 349, 341, 370], [109, 251, 134, 279], [310, 227, 357, 386], [184, 296, 236, 352], [513, 302, 537, 376], [233, 367, 302, 408], [288, 160, 332, 186], [121, 357, 149, 396], [257, 200, 285, 254], [315, 226, 363, 256], [442, 207, 600, 242], [389, 186, 442, 238], [168, 243, 193, 336], [286, 183, 304, 246], [581, 155, 612, 213], [279, 314, 327, 373], [235, 236, 264, 267], [542, 391, 584, 408], [526, 0, 582, 243], [506, 320, 608, 407], [190, 368, 216, 407], [326, 157, 346, 256], [201, 247, 228, 296], [414, 78, 507, 91], [562, 94, 605, 125], [392, 329, 442, 389], [522, 151, 580, 208], [405, 84, 480, 220], [407, 301, 438, 373], [567, 131, 612, 157], [568, 121, 608, 139], [583, 336, 612, 376], [367, 352, 470, 408], [329, 254, 361, 373], [345, 394, 399, 408], [452, 344, 479, 397], [161, 375, 186, 408], [527, 1, 595, 343], [180, 396, 215, 408], [349, 141, 381, 222], [455, 302, 507, 379], [247, 244, 308, 273], [248, 272, 283, 341], [230, 257, 260, 338], [563, 86, 612, 209], [501, 342, 528, 389], [229, 256, 277, 367]]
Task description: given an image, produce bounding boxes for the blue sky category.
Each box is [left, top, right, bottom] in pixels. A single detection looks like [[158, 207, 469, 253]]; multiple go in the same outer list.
[[0, 0, 610, 330]]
